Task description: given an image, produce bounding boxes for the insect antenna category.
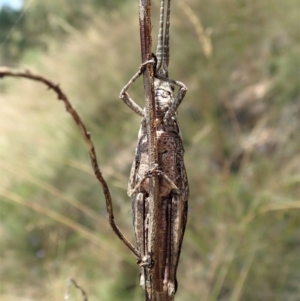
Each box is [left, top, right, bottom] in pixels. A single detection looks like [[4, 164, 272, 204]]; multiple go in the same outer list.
[[156, 0, 165, 75], [156, 0, 172, 77], [162, 0, 171, 76]]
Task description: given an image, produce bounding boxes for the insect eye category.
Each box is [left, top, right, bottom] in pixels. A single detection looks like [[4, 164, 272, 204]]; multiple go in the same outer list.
[[162, 91, 171, 97]]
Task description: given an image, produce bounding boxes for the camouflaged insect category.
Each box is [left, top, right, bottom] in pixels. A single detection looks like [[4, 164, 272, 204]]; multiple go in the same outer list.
[[119, 0, 189, 298]]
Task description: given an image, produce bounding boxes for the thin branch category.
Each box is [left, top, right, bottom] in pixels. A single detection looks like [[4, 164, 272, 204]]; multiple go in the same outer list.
[[65, 278, 88, 301], [0, 67, 140, 259]]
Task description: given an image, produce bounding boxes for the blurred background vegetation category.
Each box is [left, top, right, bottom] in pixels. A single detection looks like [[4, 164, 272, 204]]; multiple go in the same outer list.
[[0, 0, 299, 300]]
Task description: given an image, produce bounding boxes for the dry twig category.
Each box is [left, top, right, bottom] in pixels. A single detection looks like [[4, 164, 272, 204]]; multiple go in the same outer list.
[[0, 67, 140, 258], [137, 1, 160, 300], [65, 278, 88, 301]]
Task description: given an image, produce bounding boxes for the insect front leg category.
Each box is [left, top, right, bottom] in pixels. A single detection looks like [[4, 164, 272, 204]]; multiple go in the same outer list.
[[119, 59, 155, 117]]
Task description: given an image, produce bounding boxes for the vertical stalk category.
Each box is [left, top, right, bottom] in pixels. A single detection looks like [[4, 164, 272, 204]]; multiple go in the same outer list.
[[138, 1, 160, 300]]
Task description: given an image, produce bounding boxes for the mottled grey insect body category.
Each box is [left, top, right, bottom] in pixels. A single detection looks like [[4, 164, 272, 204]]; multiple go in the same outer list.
[[119, 0, 189, 298], [127, 76, 189, 297]]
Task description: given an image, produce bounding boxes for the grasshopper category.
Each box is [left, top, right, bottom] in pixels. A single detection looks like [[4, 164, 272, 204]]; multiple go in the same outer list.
[[119, 0, 189, 298]]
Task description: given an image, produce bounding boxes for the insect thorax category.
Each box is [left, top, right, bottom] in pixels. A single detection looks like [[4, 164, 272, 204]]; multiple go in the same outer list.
[[154, 78, 174, 116], [137, 77, 179, 140], [133, 77, 182, 197]]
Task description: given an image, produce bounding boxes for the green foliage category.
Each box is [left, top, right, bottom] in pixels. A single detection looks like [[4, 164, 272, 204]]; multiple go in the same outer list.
[[0, 6, 26, 63], [0, 0, 130, 64], [0, 0, 299, 300]]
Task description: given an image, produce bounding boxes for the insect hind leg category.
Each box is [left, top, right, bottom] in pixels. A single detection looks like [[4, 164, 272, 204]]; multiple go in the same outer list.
[[132, 192, 151, 288], [167, 193, 187, 296]]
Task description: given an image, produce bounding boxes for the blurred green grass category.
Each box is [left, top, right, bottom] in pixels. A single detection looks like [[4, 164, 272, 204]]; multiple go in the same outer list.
[[0, 0, 299, 300]]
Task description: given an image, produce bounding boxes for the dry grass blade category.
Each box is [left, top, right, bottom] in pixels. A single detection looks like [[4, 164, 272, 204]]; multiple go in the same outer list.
[[177, 1, 212, 57], [0, 160, 103, 223], [0, 67, 140, 259], [229, 252, 255, 301], [0, 187, 105, 248], [243, 200, 300, 224]]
